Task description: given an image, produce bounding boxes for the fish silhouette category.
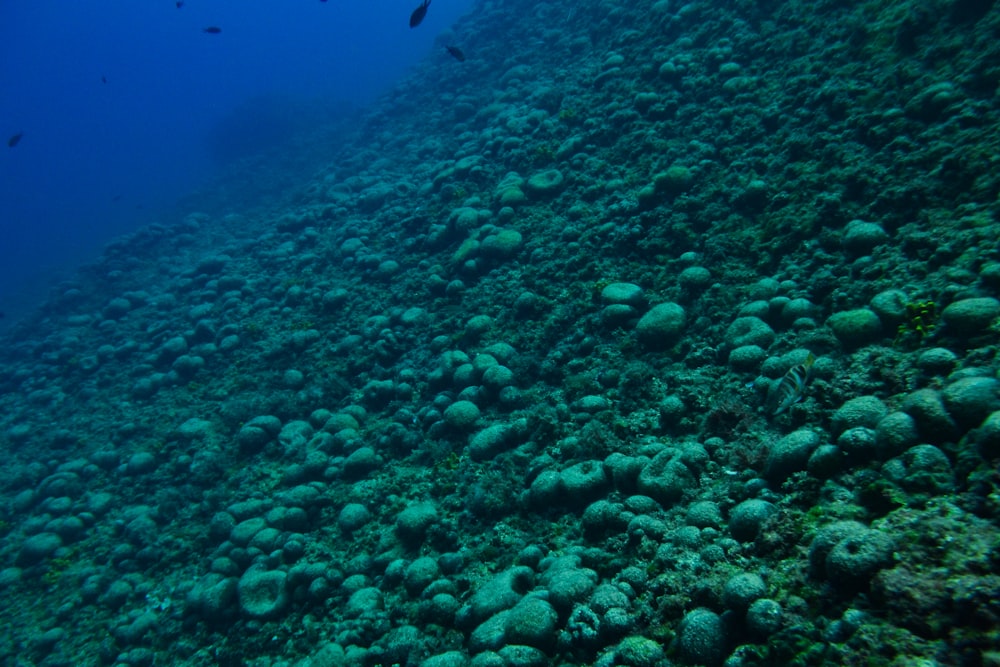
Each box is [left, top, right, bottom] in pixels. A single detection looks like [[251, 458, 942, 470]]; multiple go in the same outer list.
[[7, 132, 23, 148], [445, 45, 466, 62], [767, 352, 816, 415], [203, 26, 222, 34], [409, 0, 430, 28]]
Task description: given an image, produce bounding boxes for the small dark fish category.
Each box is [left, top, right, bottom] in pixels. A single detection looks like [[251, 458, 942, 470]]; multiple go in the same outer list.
[[409, 0, 430, 28], [203, 26, 222, 34], [176, 1, 184, 8], [445, 45, 466, 62], [7, 132, 23, 148], [101, 75, 107, 84]]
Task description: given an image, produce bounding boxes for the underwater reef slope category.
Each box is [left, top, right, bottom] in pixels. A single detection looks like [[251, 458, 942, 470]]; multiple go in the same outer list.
[[2, 0, 1000, 665]]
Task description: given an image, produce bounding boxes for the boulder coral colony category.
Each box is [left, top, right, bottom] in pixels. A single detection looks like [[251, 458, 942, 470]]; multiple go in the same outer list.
[[2, 0, 1000, 665]]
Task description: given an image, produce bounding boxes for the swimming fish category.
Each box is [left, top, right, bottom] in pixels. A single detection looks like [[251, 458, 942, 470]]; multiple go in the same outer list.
[[768, 352, 816, 415], [203, 26, 222, 34], [7, 132, 23, 148], [101, 75, 107, 84], [176, 1, 184, 7], [445, 45, 466, 62], [409, 0, 430, 28]]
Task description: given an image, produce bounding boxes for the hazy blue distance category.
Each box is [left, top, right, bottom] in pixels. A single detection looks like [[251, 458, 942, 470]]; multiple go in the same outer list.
[[0, 0, 474, 320]]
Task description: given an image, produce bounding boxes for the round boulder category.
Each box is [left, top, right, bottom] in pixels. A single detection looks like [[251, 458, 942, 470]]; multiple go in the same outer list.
[[825, 529, 895, 587], [842, 220, 889, 255], [601, 283, 645, 307], [941, 297, 1000, 334], [637, 449, 694, 505], [525, 169, 565, 198], [504, 596, 558, 648], [942, 376, 1000, 429], [676, 608, 726, 666], [765, 429, 820, 483], [827, 309, 882, 347], [636, 302, 686, 348], [728, 499, 776, 543], [724, 316, 774, 349], [237, 568, 289, 618]]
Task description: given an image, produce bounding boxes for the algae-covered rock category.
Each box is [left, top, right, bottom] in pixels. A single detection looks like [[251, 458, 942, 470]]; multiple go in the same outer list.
[[469, 423, 512, 461], [637, 449, 694, 505], [881, 444, 953, 495], [728, 344, 766, 371], [941, 297, 1000, 334], [559, 460, 609, 504], [976, 411, 1000, 458], [601, 282, 645, 307], [503, 596, 558, 648], [942, 376, 1000, 429], [612, 636, 665, 667], [827, 308, 882, 347], [780, 297, 818, 324], [396, 501, 439, 545], [237, 415, 282, 453], [842, 219, 889, 255], [676, 608, 726, 666], [765, 429, 820, 482], [443, 400, 481, 430], [902, 388, 959, 443], [729, 499, 775, 542], [449, 207, 480, 233], [653, 165, 693, 194], [874, 411, 920, 459], [238, 568, 289, 618], [831, 396, 889, 435], [16, 533, 62, 566], [725, 316, 775, 349], [746, 598, 783, 639], [496, 173, 527, 207], [524, 169, 564, 198], [915, 347, 958, 376], [869, 289, 909, 324], [679, 266, 712, 292], [102, 297, 133, 320], [499, 187, 527, 207], [633, 92, 660, 113], [722, 572, 766, 614], [636, 302, 686, 347], [825, 528, 895, 587], [809, 521, 867, 575], [480, 229, 523, 259]]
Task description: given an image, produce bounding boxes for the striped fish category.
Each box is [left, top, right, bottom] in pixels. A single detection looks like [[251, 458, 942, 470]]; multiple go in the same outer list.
[[768, 352, 816, 415]]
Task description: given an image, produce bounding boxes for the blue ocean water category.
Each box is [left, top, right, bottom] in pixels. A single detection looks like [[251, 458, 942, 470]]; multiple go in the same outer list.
[[0, 0, 473, 322]]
